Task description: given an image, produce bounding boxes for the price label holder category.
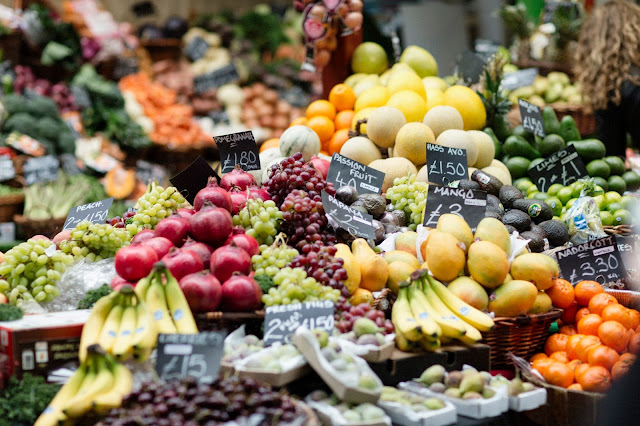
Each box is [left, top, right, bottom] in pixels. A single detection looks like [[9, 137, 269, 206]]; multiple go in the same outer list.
[[457, 51, 489, 84], [0, 222, 16, 242], [326, 153, 385, 195], [184, 36, 209, 62], [501, 68, 539, 91], [194, 63, 240, 94], [63, 197, 114, 231], [422, 185, 487, 230], [0, 156, 15, 182], [214, 131, 261, 174], [59, 154, 83, 176], [557, 235, 628, 285], [426, 143, 468, 186], [23, 155, 59, 186], [518, 99, 545, 137], [264, 301, 335, 346], [170, 156, 220, 205], [321, 190, 375, 240], [527, 145, 588, 192], [156, 332, 227, 384], [136, 160, 167, 185]]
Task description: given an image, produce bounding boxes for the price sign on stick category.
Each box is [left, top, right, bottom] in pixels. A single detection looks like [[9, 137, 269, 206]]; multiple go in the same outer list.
[[556, 235, 628, 285], [194, 64, 240, 94], [23, 155, 59, 186], [326, 153, 385, 194], [63, 198, 114, 231], [264, 301, 334, 346], [518, 99, 546, 137], [422, 185, 487, 230], [185, 37, 209, 61], [502, 68, 538, 91], [426, 143, 468, 186], [527, 145, 588, 192], [214, 131, 261, 174], [170, 156, 220, 205], [156, 332, 227, 384], [0, 156, 15, 182], [321, 190, 375, 240]]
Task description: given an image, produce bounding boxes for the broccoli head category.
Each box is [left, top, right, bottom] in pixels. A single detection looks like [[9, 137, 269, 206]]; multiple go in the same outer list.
[[57, 131, 76, 154], [4, 112, 35, 136], [36, 116, 64, 141], [24, 96, 59, 119], [3, 94, 27, 115]]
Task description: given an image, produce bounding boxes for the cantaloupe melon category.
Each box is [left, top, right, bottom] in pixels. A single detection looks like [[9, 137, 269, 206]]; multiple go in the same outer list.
[[436, 129, 478, 166], [279, 125, 320, 161], [467, 130, 495, 168], [366, 106, 406, 148], [416, 164, 430, 183], [369, 157, 418, 193], [468, 167, 477, 178], [262, 156, 285, 182], [340, 136, 382, 165], [394, 122, 434, 167], [482, 166, 512, 185], [422, 106, 464, 138]]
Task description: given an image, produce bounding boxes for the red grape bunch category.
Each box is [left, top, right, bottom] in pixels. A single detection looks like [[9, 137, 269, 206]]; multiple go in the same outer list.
[[290, 244, 350, 298]]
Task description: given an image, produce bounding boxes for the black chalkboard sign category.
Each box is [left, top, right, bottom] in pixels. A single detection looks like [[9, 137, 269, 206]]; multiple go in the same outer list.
[[156, 332, 227, 384], [556, 235, 628, 285], [170, 156, 220, 205], [214, 131, 261, 174], [0, 156, 15, 182], [426, 143, 468, 186], [527, 145, 588, 192], [23, 156, 59, 186], [458, 51, 488, 84], [321, 190, 376, 240], [184, 37, 209, 62], [518, 99, 545, 137], [422, 185, 487, 230], [63, 197, 114, 231], [326, 153, 385, 195], [59, 154, 83, 176], [209, 110, 230, 125], [502, 68, 538, 91], [194, 64, 240, 94], [264, 301, 334, 346], [0, 222, 15, 242], [136, 159, 167, 185]]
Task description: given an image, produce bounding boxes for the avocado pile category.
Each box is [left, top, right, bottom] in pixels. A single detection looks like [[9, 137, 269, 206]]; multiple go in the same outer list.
[[458, 169, 570, 253]]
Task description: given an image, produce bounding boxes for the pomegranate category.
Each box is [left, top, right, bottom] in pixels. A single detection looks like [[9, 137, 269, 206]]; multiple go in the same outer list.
[[161, 248, 205, 281], [141, 237, 174, 259], [176, 208, 195, 219], [231, 226, 246, 235], [210, 245, 252, 283], [131, 229, 155, 244], [225, 234, 260, 257], [154, 214, 191, 246], [115, 245, 158, 281], [229, 190, 248, 214], [189, 206, 233, 244], [179, 271, 222, 312], [247, 185, 270, 202], [110, 275, 135, 291], [220, 164, 257, 191], [309, 155, 330, 178], [182, 238, 214, 265], [52, 230, 71, 246], [221, 274, 262, 311], [193, 177, 233, 212], [30, 235, 50, 242]]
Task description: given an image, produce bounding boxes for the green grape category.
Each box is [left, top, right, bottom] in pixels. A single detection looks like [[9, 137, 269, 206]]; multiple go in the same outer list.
[[59, 221, 130, 261], [233, 198, 283, 245], [386, 174, 429, 230], [262, 267, 341, 306], [128, 183, 186, 235], [251, 234, 299, 277]]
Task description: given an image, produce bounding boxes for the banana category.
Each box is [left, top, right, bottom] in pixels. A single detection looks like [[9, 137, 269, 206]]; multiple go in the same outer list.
[[134, 273, 153, 302], [419, 337, 441, 352], [78, 292, 119, 361], [417, 279, 467, 338], [391, 287, 423, 342], [97, 295, 126, 353], [63, 353, 115, 419], [427, 275, 495, 332], [34, 360, 89, 426], [164, 274, 198, 334], [130, 301, 158, 361], [407, 284, 441, 339], [145, 281, 177, 334], [393, 324, 421, 352], [92, 357, 133, 415], [111, 295, 138, 361]]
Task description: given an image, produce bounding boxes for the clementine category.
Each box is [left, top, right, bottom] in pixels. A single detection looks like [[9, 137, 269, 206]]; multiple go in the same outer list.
[[307, 116, 335, 143], [561, 301, 579, 324], [328, 84, 356, 111], [587, 293, 618, 316], [334, 110, 355, 130], [547, 278, 575, 309], [575, 307, 591, 323], [627, 333, 640, 355], [550, 351, 571, 363], [577, 314, 604, 336], [575, 335, 602, 363], [530, 353, 548, 363], [567, 383, 583, 391], [574, 281, 604, 306], [543, 362, 574, 388], [587, 345, 620, 371], [306, 100, 336, 120], [259, 137, 280, 152], [545, 333, 569, 356], [598, 320, 630, 354], [601, 304, 634, 329], [559, 324, 578, 336], [327, 128, 350, 154], [566, 334, 588, 360], [577, 365, 611, 392]]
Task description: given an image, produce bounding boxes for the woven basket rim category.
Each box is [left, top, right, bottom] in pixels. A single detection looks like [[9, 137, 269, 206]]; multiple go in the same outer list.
[[491, 308, 563, 325], [0, 193, 24, 205], [13, 214, 66, 224]]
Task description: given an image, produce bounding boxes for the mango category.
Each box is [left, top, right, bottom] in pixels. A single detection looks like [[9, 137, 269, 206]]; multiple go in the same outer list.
[[335, 243, 361, 294], [387, 261, 416, 294], [437, 213, 473, 253], [510, 253, 559, 291], [423, 230, 465, 282], [473, 218, 511, 254], [488, 280, 538, 317], [350, 288, 374, 306], [467, 241, 510, 289], [395, 231, 418, 257], [352, 239, 389, 292], [503, 273, 513, 284], [448, 276, 489, 311], [383, 250, 421, 270], [528, 291, 553, 314]]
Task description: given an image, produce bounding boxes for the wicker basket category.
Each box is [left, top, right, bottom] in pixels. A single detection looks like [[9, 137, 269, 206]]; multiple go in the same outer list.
[[140, 39, 182, 63], [0, 192, 24, 223], [195, 310, 265, 337], [552, 103, 596, 137], [13, 214, 66, 239], [604, 224, 634, 236], [482, 309, 563, 369], [605, 289, 640, 310]]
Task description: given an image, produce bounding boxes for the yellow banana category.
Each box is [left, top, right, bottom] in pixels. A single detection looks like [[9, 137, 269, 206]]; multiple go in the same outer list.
[[34, 360, 89, 426], [407, 284, 441, 339], [145, 281, 177, 334], [78, 292, 119, 361], [418, 279, 467, 338], [63, 351, 115, 418], [420, 337, 441, 352], [92, 358, 133, 415], [97, 296, 125, 353], [164, 274, 198, 334], [427, 276, 495, 332], [130, 301, 158, 362], [111, 294, 138, 361], [134, 273, 153, 302], [392, 287, 423, 342], [393, 324, 421, 352]]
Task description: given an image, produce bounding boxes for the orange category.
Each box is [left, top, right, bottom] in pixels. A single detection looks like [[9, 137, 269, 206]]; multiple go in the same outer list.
[[577, 365, 611, 392], [619, 353, 637, 364], [567, 383, 583, 391], [306, 99, 336, 120], [545, 333, 568, 356], [334, 110, 355, 130], [575, 307, 591, 323], [567, 359, 583, 373], [550, 351, 570, 363], [588, 345, 620, 371], [530, 353, 548, 363], [601, 304, 634, 329], [566, 334, 588, 360], [328, 84, 356, 111], [575, 281, 604, 306], [628, 333, 640, 355], [328, 128, 350, 154], [532, 358, 555, 376], [260, 137, 280, 152], [559, 324, 578, 336], [598, 321, 629, 354], [307, 116, 335, 143], [290, 116, 308, 127], [543, 362, 574, 388], [561, 301, 579, 324], [612, 359, 633, 381], [547, 278, 575, 309], [577, 314, 604, 336], [628, 309, 640, 330], [574, 363, 590, 382], [587, 293, 618, 316], [349, 288, 374, 305], [576, 335, 602, 363]]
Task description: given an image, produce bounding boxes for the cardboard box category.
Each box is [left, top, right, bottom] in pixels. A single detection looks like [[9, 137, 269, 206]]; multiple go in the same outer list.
[[307, 398, 392, 426], [235, 363, 312, 387], [508, 387, 547, 412], [377, 398, 457, 426], [0, 310, 90, 379]]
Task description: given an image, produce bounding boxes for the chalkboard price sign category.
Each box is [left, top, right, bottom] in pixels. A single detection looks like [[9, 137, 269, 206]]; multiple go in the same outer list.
[[264, 301, 334, 346], [426, 143, 468, 186], [527, 145, 588, 192], [59, 154, 83, 176], [0, 156, 15, 182], [321, 190, 375, 240], [170, 156, 220, 205], [518, 99, 546, 137], [502, 68, 538, 91], [214, 131, 261, 174], [326, 153, 385, 194], [556, 235, 628, 285], [422, 185, 487, 230], [136, 160, 167, 185], [0, 222, 15, 242], [23, 156, 59, 186], [194, 64, 240, 94], [63, 198, 114, 231], [156, 332, 227, 384], [185, 37, 209, 62]]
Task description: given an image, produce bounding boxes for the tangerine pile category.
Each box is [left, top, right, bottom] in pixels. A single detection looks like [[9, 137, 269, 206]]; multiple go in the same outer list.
[[530, 280, 640, 393]]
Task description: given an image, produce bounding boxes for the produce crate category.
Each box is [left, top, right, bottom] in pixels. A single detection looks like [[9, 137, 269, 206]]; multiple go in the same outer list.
[[605, 289, 640, 310], [140, 39, 182, 63], [0, 177, 24, 223], [13, 214, 65, 239], [552, 103, 596, 137], [513, 57, 574, 77]]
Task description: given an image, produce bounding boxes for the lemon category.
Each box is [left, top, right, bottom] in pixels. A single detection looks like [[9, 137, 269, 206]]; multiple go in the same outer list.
[[355, 86, 389, 112], [423, 76, 449, 91], [425, 88, 445, 111], [386, 90, 428, 123], [387, 71, 426, 100], [443, 85, 487, 130], [394, 122, 435, 166], [352, 75, 380, 97], [350, 107, 377, 133]]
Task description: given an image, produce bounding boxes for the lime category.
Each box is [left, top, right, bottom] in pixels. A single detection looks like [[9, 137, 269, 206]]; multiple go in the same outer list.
[[557, 187, 574, 205], [599, 211, 614, 226], [545, 196, 563, 216], [515, 178, 534, 192], [351, 42, 389, 75], [566, 198, 578, 210], [607, 202, 624, 213], [593, 194, 606, 210], [548, 183, 564, 197], [592, 177, 608, 192], [526, 185, 540, 196], [622, 170, 640, 191], [592, 185, 605, 196], [604, 156, 626, 176], [532, 192, 550, 201], [621, 195, 639, 211], [586, 159, 611, 178], [506, 157, 532, 179], [605, 191, 622, 205], [612, 209, 634, 225], [607, 175, 627, 194], [572, 182, 586, 198]]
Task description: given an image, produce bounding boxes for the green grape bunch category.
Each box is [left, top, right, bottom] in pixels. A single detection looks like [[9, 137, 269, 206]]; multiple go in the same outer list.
[[126, 183, 186, 235], [262, 267, 341, 306], [386, 174, 428, 230], [233, 198, 283, 245], [59, 221, 131, 261], [0, 239, 74, 305], [251, 234, 299, 277]]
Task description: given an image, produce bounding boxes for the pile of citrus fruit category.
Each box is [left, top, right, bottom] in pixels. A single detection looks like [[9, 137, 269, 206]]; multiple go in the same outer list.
[[530, 279, 639, 393]]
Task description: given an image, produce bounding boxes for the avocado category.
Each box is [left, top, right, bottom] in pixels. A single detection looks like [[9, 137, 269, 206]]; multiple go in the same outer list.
[[471, 169, 503, 196], [358, 194, 386, 218], [487, 194, 504, 212], [499, 185, 524, 209], [486, 205, 504, 218], [559, 115, 581, 142], [567, 139, 607, 162], [536, 134, 565, 157], [529, 224, 548, 239], [502, 209, 532, 232], [542, 106, 561, 135], [483, 127, 504, 157], [512, 125, 536, 143], [512, 199, 554, 223], [505, 156, 531, 179], [538, 219, 570, 247], [504, 224, 517, 234], [521, 231, 545, 253], [458, 179, 482, 191], [503, 135, 542, 160]]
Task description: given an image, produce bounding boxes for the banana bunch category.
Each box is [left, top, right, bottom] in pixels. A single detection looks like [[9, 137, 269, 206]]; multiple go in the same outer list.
[[34, 344, 133, 425], [79, 284, 157, 362], [135, 261, 199, 336], [392, 270, 495, 351]]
